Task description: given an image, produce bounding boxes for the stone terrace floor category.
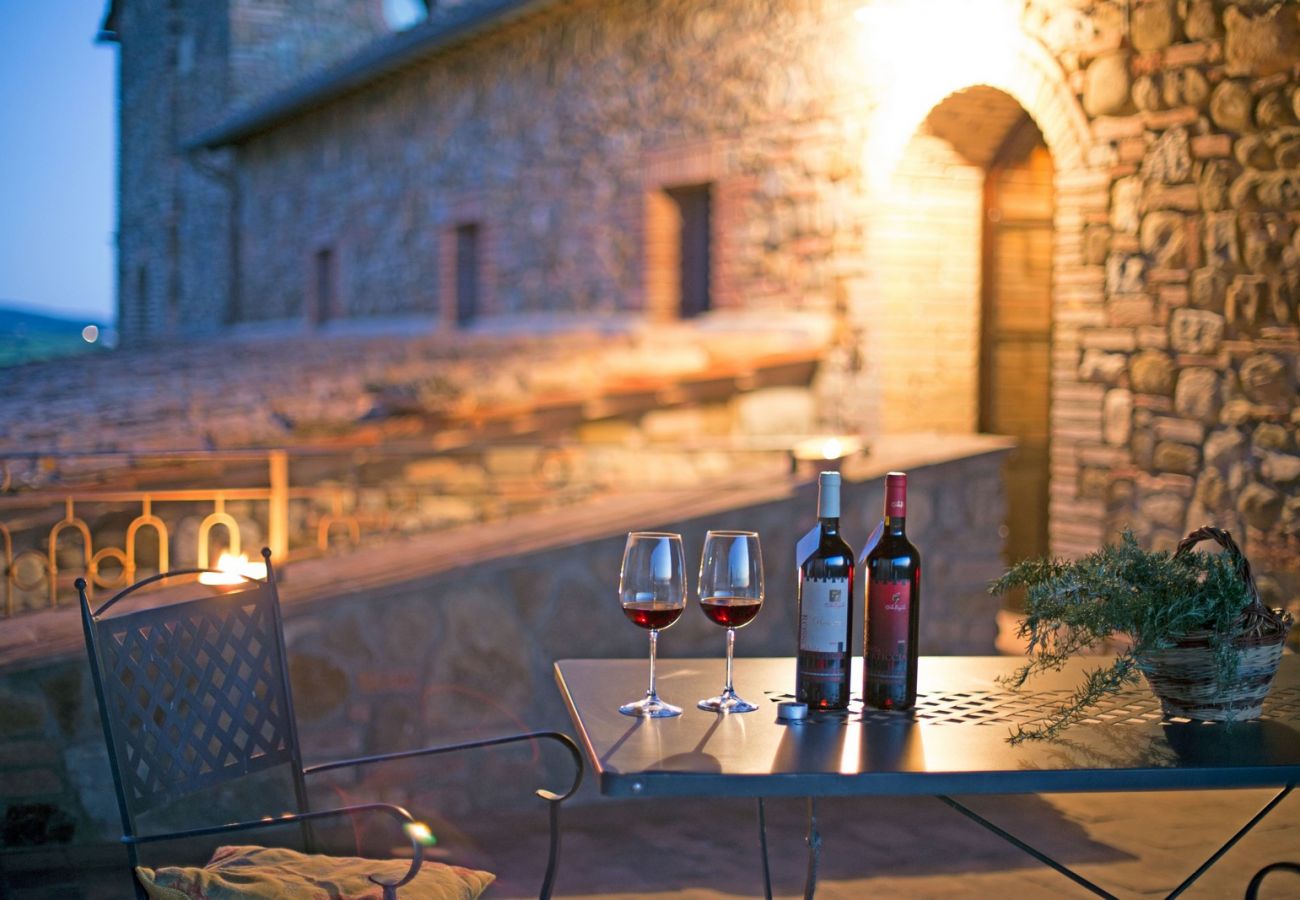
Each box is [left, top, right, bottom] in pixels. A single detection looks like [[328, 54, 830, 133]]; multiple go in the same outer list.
[[6, 790, 1298, 898]]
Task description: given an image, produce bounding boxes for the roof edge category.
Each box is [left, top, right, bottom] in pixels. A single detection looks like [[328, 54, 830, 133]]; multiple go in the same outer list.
[[184, 0, 559, 151], [97, 0, 121, 43]]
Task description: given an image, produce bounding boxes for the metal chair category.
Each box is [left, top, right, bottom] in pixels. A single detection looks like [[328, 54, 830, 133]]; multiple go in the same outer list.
[[78, 548, 583, 899], [1246, 861, 1300, 899]]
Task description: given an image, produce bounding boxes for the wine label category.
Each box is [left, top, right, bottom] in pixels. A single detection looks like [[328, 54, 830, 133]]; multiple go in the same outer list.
[[867, 580, 911, 686], [799, 578, 850, 654]]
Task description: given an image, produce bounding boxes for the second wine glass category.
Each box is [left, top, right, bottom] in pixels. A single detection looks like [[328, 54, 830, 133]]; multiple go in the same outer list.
[[697, 530, 764, 713]]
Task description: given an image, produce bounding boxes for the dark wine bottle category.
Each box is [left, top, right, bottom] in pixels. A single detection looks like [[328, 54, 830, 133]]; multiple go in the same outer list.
[[796, 471, 855, 710], [864, 471, 922, 710]]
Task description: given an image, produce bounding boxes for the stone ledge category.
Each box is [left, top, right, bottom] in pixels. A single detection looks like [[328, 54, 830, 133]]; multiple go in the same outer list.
[[0, 434, 1013, 675]]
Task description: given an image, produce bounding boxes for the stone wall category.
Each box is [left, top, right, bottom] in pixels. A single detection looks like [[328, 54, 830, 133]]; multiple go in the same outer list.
[[115, 0, 181, 340], [229, 0, 877, 326], [227, 0, 388, 111], [107, 4, 1300, 621], [0, 441, 1008, 846], [1068, 1, 1300, 623], [874, 127, 986, 434]]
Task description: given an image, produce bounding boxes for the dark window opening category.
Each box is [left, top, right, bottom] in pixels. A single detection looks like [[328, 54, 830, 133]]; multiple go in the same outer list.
[[312, 247, 335, 325], [134, 264, 149, 334], [455, 223, 480, 327], [667, 184, 712, 319]]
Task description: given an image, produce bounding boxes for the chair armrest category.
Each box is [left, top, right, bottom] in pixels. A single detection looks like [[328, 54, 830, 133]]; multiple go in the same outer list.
[[124, 801, 426, 893], [1247, 862, 1300, 900], [303, 729, 585, 802]]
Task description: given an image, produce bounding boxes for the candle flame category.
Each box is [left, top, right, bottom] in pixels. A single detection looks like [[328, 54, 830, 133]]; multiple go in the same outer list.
[[199, 552, 268, 586]]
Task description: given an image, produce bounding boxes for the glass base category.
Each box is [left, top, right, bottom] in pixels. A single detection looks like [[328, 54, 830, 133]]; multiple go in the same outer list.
[[620, 695, 682, 718], [698, 689, 758, 714]]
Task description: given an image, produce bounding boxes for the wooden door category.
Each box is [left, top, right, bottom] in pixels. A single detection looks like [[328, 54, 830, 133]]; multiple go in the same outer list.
[[981, 138, 1053, 566]]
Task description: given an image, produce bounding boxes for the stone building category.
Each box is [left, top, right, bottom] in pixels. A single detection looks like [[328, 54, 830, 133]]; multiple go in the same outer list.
[[100, 1, 1299, 605]]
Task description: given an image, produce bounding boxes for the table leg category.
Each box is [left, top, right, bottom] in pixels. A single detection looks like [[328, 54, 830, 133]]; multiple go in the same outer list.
[[804, 796, 821, 899], [939, 786, 1294, 900], [935, 795, 1119, 899], [757, 797, 773, 900], [1165, 784, 1292, 899], [752, 797, 822, 898]]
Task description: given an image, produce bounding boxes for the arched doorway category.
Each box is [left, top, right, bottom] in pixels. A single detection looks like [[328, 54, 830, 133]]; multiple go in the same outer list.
[[979, 112, 1054, 566], [874, 86, 1054, 564]]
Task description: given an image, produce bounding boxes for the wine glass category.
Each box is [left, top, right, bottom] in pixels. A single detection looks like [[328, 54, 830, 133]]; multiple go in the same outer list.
[[696, 530, 764, 713], [618, 532, 687, 718]]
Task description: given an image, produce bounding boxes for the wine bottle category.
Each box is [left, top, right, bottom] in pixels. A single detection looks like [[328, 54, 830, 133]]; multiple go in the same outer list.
[[864, 471, 922, 710], [796, 471, 855, 710]]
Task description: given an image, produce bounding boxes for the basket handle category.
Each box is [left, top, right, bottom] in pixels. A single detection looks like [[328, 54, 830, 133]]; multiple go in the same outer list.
[[1174, 525, 1262, 609]]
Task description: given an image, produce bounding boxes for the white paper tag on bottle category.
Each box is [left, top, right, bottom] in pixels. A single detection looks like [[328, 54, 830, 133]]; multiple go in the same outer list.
[[796, 524, 820, 568], [857, 518, 884, 566]]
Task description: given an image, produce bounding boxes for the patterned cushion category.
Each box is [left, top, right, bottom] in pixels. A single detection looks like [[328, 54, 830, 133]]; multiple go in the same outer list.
[[136, 844, 494, 900]]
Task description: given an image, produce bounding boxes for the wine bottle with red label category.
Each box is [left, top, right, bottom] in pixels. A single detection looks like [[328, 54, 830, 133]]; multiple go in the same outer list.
[[864, 471, 921, 710], [795, 471, 855, 710]]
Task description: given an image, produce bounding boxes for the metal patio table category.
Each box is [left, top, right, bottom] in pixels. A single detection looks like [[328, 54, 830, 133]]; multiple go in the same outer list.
[[554, 656, 1300, 898]]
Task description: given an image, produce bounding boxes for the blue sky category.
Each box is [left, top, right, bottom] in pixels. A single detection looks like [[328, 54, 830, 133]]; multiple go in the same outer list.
[[0, 2, 429, 326], [0, 0, 115, 323]]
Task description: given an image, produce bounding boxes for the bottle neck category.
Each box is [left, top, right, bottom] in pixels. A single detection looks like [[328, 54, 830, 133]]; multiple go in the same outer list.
[[817, 478, 841, 521], [883, 514, 906, 536], [819, 515, 841, 535]]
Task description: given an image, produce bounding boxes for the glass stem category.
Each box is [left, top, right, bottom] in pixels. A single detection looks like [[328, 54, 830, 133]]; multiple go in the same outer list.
[[725, 627, 736, 696], [647, 628, 659, 700]]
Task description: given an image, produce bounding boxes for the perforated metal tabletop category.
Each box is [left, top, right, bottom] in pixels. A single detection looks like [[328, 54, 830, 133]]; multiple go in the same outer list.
[[554, 656, 1300, 798]]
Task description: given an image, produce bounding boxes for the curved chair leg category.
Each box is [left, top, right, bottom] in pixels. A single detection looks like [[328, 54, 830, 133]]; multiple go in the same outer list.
[[539, 797, 565, 900], [1246, 862, 1300, 900]]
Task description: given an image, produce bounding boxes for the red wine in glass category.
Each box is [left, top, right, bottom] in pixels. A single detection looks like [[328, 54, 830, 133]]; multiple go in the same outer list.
[[699, 596, 763, 628], [623, 601, 686, 630]]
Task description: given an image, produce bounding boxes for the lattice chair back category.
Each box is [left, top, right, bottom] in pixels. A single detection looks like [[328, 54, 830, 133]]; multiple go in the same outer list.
[[79, 549, 310, 868]]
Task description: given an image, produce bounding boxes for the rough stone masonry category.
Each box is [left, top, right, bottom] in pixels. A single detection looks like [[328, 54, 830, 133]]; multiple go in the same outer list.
[[100, 0, 1300, 628]]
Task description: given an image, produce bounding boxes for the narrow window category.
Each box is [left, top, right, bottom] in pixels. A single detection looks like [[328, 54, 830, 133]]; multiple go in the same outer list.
[[312, 247, 335, 325], [134, 264, 149, 335], [667, 184, 712, 319], [455, 223, 480, 327]]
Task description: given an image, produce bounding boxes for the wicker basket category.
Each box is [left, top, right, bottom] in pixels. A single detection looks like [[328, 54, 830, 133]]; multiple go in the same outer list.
[[1138, 526, 1293, 722]]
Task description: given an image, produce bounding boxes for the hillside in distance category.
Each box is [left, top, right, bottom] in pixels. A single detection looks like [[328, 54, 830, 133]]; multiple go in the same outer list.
[[0, 304, 113, 367]]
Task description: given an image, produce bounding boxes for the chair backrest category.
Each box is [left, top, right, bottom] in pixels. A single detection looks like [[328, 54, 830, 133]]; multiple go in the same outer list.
[[79, 551, 309, 845]]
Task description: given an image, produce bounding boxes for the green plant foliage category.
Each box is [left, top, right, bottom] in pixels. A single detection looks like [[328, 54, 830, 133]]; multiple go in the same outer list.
[[991, 531, 1253, 743]]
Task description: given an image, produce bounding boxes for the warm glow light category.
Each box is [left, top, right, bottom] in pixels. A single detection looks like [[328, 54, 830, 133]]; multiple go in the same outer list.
[[81, 325, 99, 343], [405, 822, 437, 846], [854, 0, 1024, 188], [793, 436, 864, 462], [199, 552, 268, 586]]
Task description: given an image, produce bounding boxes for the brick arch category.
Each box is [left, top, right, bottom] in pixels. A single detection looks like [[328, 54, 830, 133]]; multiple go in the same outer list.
[[864, 33, 1102, 558], [862, 27, 1093, 182], [988, 36, 1091, 173]]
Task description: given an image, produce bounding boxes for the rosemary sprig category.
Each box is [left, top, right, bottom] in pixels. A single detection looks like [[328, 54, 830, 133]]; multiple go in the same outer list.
[[992, 531, 1254, 743]]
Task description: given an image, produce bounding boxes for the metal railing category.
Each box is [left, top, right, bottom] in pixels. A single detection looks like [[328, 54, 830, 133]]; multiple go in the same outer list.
[[0, 450, 319, 614], [0, 438, 802, 617]]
